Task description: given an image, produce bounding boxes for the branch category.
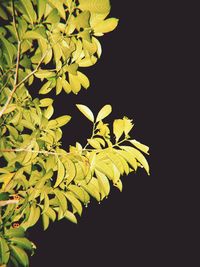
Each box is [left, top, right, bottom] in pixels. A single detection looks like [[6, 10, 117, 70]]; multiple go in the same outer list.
[[0, 48, 48, 119], [0, 199, 19, 207], [0, 148, 69, 156], [0, 1, 21, 119], [11, 0, 20, 42]]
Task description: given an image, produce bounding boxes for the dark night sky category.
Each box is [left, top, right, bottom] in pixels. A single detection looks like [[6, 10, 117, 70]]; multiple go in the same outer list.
[[29, 1, 182, 266]]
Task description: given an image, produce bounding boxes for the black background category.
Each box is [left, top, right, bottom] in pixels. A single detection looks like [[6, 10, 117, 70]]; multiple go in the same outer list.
[[29, 2, 182, 266]]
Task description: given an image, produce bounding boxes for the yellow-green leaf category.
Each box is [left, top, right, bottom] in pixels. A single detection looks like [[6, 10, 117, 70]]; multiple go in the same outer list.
[[54, 160, 65, 188], [113, 119, 124, 142], [19, 0, 37, 24], [116, 150, 137, 171], [37, 0, 47, 21], [0, 237, 10, 264], [48, 0, 66, 20], [42, 213, 49, 230], [65, 192, 82, 216], [87, 139, 101, 149], [129, 140, 149, 155], [94, 18, 119, 34], [10, 245, 29, 267], [96, 104, 112, 122], [95, 169, 110, 198], [39, 98, 54, 107], [121, 146, 150, 175], [64, 210, 77, 224], [77, 71, 90, 89], [76, 104, 94, 122], [78, 0, 111, 14], [54, 189, 67, 213], [69, 73, 81, 94]]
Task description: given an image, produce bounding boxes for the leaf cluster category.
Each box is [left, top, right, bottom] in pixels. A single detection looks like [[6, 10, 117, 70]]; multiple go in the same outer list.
[[0, 1, 149, 266]]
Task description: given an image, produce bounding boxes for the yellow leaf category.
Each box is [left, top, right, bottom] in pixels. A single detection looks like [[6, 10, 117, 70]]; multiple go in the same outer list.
[[76, 104, 94, 122], [1, 173, 15, 190], [121, 146, 150, 175], [96, 104, 112, 122], [113, 119, 124, 141], [94, 18, 119, 34], [69, 73, 81, 94], [95, 169, 110, 198], [78, 0, 111, 14], [54, 160, 65, 188], [77, 71, 90, 89], [130, 140, 149, 155]]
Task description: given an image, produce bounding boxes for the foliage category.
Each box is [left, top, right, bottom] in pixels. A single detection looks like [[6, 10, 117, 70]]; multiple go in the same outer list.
[[0, 0, 149, 266]]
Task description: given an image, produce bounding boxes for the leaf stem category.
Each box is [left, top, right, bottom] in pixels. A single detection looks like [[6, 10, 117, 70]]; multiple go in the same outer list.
[[83, 122, 97, 149]]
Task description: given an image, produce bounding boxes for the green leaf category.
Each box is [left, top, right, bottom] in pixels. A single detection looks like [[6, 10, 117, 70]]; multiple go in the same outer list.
[[76, 104, 94, 122], [0, 6, 8, 20], [5, 227, 25, 238], [0, 192, 9, 201], [94, 18, 119, 34], [96, 104, 112, 122], [0, 35, 15, 66], [10, 237, 33, 252], [10, 245, 29, 267], [0, 237, 10, 264]]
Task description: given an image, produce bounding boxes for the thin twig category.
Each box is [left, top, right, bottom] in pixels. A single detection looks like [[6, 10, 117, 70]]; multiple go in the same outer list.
[[0, 2, 21, 119], [0, 148, 69, 156], [0, 48, 48, 119]]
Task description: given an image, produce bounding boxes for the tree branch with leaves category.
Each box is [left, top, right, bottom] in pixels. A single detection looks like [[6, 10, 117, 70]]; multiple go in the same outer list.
[[0, 0, 150, 266]]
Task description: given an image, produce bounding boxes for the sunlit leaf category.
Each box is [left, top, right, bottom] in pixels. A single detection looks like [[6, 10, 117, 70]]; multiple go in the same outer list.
[[96, 104, 112, 122], [76, 104, 94, 122]]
